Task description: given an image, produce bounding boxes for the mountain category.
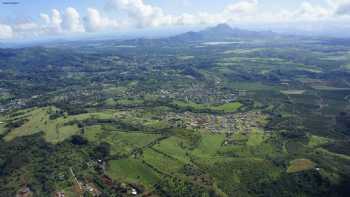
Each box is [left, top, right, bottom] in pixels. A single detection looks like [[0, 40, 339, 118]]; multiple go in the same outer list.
[[13, 24, 278, 48], [169, 23, 276, 42]]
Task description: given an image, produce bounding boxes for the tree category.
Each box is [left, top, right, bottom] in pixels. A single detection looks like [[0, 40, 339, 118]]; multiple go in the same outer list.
[[93, 142, 111, 159], [71, 135, 88, 145]]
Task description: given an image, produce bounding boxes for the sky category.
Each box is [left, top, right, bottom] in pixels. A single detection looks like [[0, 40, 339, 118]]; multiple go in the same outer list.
[[0, 0, 349, 40]]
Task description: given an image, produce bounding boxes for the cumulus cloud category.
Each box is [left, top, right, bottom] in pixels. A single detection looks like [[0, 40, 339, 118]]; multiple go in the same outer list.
[[105, 0, 259, 27], [0, 24, 13, 39], [104, 0, 337, 27], [330, 0, 350, 15], [61, 7, 85, 33], [41, 9, 63, 34], [84, 8, 120, 32], [12, 22, 41, 37], [38, 7, 85, 35], [40, 13, 51, 25], [107, 0, 174, 27], [224, 0, 258, 15], [293, 2, 331, 19]]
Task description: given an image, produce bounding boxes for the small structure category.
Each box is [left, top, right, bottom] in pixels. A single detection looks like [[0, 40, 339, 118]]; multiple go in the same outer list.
[[83, 183, 101, 196], [55, 191, 65, 197], [16, 186, 33, 197], [131, 188, 138, 196], [100, 175, 114, 187]]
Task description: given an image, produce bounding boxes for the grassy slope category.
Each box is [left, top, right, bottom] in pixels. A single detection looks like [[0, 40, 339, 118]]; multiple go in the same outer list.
[[4, 107, 116, 143], [107, 159, 159, 187], [143, 148, 185, 174], [192, 134, 225, 158], [287, 159, 316, 173], [153, 137, 191, 163]]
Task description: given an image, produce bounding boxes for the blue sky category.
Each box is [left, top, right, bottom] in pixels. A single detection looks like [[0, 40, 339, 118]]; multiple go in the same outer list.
[[0, 0, 328, 18], [0, 0, 349, 40]]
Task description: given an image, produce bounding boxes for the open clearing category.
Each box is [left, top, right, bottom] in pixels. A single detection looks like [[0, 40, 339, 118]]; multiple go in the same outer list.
[[107, 159, 159, 187], [281, 90, 306, 95], [4, 107, 116, 143], [192, 134, 225, 157], [173, 101, 242, 113], [287, 159, 316, 173]]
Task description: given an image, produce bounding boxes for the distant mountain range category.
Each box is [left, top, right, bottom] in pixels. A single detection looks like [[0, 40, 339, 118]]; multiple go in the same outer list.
[[168, 23, 277, 42], [3, 23, 350, 49], [113, 23, 279, 47]]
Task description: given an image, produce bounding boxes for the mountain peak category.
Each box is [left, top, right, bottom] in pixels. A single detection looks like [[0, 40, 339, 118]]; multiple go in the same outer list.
[[170, 24, 275, 42], [212, 23, 232, 30], [207, 23, 233, 33]]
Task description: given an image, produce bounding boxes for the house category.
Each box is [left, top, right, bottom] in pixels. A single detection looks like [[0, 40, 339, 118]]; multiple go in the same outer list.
[[16, 187, 33, 197], [131, 188, 138, 195], [84, 183, 101, 197], [55, 191, 65, 197]]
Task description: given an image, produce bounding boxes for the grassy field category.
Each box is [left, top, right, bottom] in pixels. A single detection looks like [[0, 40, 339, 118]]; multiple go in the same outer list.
[[116, 98, 144, 106], [177, 56, 194, 60], [311, 86, 350, 91], [173, 101, 242, 113], [85, 128, 162, 155], [84, 125, 105, 141], [4, 107, 116, 143], [287, 159, 316, 173], [308, 135, 330, 148], [229, 82, 281, 91], [342, 64, 350, 70], [191, 134, 225, 157], [246, 131, 265, 146], [107, 159, 160, 187], [102, 86, 127, 96], [153, 137, 191, 163], [143, 148, 185, 174], [210, 102, 242, 113], [280, 90, 306, 95]]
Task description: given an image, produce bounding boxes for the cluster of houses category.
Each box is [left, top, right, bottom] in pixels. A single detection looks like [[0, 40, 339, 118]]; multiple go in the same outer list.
[[157, 83, 246, 105], [0, 99, 26, 112], [166, 111, 266, 134]]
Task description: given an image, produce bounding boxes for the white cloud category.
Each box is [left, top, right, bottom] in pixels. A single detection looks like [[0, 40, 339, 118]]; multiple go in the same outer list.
[[292, 2, 332, 20], [13, 22, 41, 37], [61, 7, 85, 33], [0, 24, 13, 39], [330, 0, 350, 15], [84, 8, 120, 32], [39, 7, 85, 35], [14, 22, 39, 31], [224, 0, 258, 15], [105, 0, 259, 27], [176, 13, 201, 25], [42, 9, 63, 34], [40, 13, 51, 25], [107, 0, 182, 27]]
